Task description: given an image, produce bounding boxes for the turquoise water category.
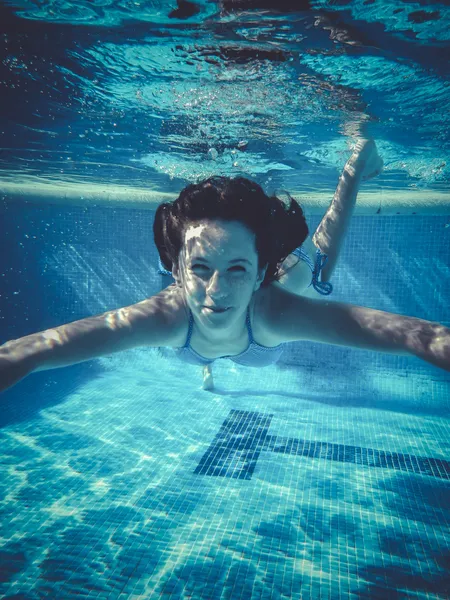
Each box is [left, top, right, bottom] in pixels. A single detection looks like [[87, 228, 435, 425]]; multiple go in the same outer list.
[[1, 353, 449, 599], [1, 1, 450, 598], [0, 0, 449, 193], [1, 205, 449, 599]]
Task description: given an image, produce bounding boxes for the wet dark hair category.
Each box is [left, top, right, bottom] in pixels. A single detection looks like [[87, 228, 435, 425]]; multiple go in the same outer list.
[[153, 176, 309, 286]]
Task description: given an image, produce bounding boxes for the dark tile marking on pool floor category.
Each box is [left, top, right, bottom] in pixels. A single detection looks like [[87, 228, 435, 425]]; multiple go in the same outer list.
[[194, 409, 450, 481]]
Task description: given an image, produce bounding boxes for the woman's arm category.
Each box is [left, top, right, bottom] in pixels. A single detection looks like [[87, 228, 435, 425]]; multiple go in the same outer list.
[[267, 287, 450, 371], [0, 287, 184, 392], [312, 139, 383, 282]]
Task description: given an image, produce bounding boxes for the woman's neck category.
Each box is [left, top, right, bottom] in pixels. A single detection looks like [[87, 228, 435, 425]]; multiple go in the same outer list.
[[194, 307, 249, 345]]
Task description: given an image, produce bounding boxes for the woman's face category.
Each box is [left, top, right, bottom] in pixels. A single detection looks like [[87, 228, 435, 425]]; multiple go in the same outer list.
[[173, 219, 267, 332]]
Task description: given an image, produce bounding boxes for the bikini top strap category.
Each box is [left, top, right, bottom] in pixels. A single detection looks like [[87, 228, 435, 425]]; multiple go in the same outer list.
[[184, 310, 194, 348], [246, 306, 254, 344]]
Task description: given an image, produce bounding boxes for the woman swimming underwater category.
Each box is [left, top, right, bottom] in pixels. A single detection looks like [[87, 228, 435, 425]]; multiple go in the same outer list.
[[1, 140, 449, 392]]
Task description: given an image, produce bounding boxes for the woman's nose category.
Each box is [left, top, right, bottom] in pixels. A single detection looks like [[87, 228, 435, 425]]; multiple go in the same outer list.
[[206, 270, 228, 297]]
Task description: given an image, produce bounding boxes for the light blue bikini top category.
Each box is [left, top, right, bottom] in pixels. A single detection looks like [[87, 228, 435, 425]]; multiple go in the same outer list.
[[174, 306, 284, 367]]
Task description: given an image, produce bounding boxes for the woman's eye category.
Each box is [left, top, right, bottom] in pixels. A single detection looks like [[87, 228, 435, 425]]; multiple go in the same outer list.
[[191, 264, 245, 273]]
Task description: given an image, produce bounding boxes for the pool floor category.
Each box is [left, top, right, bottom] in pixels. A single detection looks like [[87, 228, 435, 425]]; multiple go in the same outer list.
[[1, 352, 449, 599]]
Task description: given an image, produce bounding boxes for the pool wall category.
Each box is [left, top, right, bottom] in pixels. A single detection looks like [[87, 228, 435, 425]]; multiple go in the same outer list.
[[1, 200, 449, 383], [2, 180, 449, 215]]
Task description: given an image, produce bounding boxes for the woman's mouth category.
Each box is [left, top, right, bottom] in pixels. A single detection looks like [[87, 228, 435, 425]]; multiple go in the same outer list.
[[204, 306, 229, 313]]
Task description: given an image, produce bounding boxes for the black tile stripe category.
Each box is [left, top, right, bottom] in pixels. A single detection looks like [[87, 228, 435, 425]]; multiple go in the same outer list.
[[194, 410, 273, 479], [194, 410, 450, 481]]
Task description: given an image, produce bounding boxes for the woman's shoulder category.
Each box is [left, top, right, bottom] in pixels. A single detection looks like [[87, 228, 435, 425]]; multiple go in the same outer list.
[[252, 284, 313, 345], [132, 283, 189, 347], [252, 285, 287, 345]]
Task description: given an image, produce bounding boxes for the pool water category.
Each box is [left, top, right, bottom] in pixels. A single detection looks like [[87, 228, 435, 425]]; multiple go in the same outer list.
[[1, 0, 450, 598], [1, 350, 449, 599], [1, 204, 449, 599]]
